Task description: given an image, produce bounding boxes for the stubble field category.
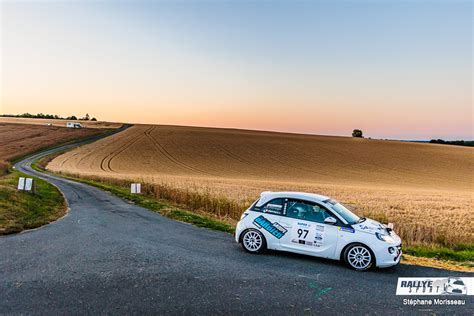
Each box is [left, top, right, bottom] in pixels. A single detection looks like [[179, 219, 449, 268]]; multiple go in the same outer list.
[[0, 122, 106, 163], [48, 125, 473, 250]]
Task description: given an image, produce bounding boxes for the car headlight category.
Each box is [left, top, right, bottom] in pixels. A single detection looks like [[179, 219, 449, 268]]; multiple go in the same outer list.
[[376, 232, 395, 243]]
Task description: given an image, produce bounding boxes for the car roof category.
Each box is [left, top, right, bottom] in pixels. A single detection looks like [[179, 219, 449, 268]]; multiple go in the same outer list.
[[256, 191, 330, 207]]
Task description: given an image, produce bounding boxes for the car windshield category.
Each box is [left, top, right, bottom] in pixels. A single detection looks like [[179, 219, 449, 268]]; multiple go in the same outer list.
[[453, 280, 464, 285], [325, 199, 360, 225]]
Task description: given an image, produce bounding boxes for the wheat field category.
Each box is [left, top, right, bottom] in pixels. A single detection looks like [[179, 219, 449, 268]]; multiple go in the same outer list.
[[48, 125, 473, 248]]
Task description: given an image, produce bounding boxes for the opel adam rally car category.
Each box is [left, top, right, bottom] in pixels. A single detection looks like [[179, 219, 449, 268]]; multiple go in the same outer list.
[[235, 191, 402, 271]]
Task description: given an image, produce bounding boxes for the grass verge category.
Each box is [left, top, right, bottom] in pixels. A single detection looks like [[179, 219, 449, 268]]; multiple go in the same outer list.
[[0, 167, 67, 234], [404, 244, 473, 265]]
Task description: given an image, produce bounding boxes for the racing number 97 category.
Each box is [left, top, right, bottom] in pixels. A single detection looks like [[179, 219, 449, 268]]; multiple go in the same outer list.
[[297, 229, 309, 239]]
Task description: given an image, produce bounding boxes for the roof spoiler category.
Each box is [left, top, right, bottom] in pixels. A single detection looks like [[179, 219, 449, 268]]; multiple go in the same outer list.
[[260, 191, 272, 196]]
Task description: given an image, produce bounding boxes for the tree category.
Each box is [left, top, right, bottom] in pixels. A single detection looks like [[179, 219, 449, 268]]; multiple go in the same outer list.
[[84, 113, 90, 121], [91, 117, 97, 121], [67, 115, 77, 120], [352, 129, 363, 138]]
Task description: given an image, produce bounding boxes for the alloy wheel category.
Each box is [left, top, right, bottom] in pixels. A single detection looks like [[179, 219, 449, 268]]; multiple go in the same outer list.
[[243, 231, 263, 252], [347, 245, 372, 270]]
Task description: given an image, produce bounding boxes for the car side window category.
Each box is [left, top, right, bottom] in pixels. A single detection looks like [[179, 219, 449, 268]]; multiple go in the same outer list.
[[257, 198, 286, 215], [286, 199, 332, 223]]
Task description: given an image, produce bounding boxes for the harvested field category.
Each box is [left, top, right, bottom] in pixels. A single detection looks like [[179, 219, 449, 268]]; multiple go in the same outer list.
[[0, 123, 105, 163], [48, 125, 474, 248]]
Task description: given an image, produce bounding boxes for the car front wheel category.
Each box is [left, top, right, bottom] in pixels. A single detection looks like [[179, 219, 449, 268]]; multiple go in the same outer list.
[[344, 243, 373, 271], [241, 229, 266, 254]]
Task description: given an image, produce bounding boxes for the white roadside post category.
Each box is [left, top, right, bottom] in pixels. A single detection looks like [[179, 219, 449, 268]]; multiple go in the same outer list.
[[18, 177, 26, 190], [17, 177, 35, 193], [25, 178, 35, 194], [131, 183, 141, 194]]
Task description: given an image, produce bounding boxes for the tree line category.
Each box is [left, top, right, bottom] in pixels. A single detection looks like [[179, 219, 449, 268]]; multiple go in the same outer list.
[[1, 113, 97, 121], [429, 139, 473, 147]]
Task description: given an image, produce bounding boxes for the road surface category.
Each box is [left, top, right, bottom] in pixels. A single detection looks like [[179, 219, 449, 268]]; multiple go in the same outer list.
[[1, 140, 472, 315]]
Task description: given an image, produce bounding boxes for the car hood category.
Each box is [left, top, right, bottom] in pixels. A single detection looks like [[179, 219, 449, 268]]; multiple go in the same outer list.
[[353, 218, 389, 234]]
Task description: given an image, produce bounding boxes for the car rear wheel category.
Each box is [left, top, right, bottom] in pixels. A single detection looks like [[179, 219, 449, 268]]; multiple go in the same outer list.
[[241, 229, 266, 254], [344, 243, 373, 271]]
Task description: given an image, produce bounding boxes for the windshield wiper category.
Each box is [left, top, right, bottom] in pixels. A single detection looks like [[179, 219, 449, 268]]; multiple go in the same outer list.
[[357, 217, 366, 223]]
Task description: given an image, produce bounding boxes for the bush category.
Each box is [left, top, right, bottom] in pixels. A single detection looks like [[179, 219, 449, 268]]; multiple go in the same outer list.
[[352, 129, 363, 138]]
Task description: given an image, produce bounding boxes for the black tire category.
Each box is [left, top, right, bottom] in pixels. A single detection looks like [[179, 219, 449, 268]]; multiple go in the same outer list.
[[241, 229, 266, 254], [343, 243, 374, 271]]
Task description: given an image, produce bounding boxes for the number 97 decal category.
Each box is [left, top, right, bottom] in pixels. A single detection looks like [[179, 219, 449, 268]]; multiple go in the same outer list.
[[291, 223, 324, 247], [297, 228, 309, 239]]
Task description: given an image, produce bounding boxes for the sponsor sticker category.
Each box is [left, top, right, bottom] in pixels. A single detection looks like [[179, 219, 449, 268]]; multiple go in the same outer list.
[[297, 222, 311, 227], [266, 203, 282, 210], [339, 227, 355, 233], [396, 277, 473, 296], [314, 232, 323, 241], [253, 215, 287, 239], [263, 203, 284, 215]]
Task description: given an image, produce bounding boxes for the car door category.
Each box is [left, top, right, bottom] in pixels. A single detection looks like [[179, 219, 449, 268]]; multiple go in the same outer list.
[[279, 199, 339, 259], [249, 198, 289, 250]]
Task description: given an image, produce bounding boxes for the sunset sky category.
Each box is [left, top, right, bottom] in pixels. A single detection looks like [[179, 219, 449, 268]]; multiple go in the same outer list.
[[1, 1, 472, 140]]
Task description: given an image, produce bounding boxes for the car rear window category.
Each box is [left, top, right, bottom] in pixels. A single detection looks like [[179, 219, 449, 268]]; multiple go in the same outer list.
[[253, 198, 285, 215]]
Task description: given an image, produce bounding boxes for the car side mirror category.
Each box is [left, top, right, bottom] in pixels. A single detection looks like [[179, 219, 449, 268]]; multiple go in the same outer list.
[[324, 217, 337, 225]]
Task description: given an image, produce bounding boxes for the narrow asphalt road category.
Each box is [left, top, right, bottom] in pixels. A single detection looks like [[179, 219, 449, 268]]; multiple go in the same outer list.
[[1, 142, 472, 315]]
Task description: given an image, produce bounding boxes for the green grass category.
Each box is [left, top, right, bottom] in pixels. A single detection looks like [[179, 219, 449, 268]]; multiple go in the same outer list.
[[0, 169, 67, 234], [405, 244, 474, 264]]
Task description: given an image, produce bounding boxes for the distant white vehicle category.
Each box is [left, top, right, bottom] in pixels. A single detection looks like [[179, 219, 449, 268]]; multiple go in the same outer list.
[[67, 122, 83, 128], [46, 123, 52, 126], [235, 191, 402, 271]]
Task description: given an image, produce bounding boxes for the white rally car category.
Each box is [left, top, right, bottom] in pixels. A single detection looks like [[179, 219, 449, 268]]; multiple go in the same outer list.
[[235, 191, 402, 271]]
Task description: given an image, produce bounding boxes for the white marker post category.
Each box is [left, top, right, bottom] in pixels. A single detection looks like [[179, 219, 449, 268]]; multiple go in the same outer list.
[[18, 177, 26, 190], [25, 178, 34, 193], [131, 183, 141, 194], [17, 177, 34, 193]]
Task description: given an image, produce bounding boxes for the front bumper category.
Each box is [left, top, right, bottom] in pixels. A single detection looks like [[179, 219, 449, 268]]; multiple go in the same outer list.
[[376, 243, 402, 268]]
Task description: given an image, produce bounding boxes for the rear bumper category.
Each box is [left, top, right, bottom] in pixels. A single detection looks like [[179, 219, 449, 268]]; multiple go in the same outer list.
[[234, 221, 243, 243]]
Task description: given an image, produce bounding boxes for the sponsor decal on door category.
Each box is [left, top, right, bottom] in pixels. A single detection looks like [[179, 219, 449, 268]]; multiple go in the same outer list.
[[253, 215, 287, 239]]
